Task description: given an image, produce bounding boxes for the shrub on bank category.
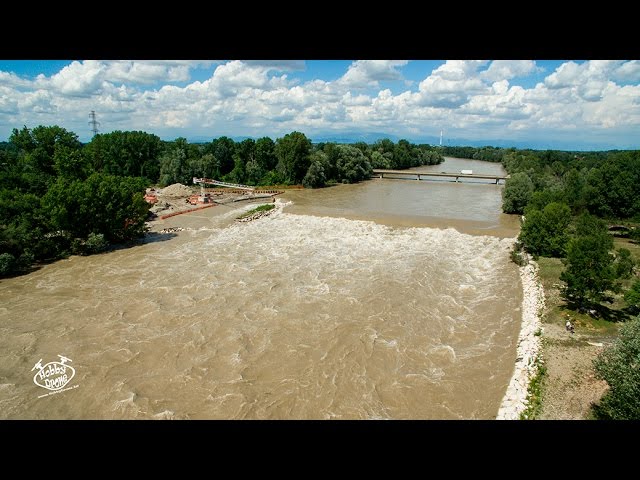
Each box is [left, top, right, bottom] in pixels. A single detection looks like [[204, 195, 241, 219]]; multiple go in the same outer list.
[[0, 252, 15, 276], [592, 315, 640, 419]]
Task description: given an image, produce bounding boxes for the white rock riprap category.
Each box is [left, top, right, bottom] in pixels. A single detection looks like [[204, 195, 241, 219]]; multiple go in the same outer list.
[[496, 260, 545, 420]]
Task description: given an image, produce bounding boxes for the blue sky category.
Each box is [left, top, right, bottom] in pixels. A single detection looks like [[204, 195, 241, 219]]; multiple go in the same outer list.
[[1, 60, 639, 149]]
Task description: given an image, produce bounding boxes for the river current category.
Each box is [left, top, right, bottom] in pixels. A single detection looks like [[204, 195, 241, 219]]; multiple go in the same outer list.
[[0, 157, 522, 419]]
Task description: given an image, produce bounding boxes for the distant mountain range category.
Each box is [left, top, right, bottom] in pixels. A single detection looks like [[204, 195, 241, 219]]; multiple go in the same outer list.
[[186, 132, 635, 151]]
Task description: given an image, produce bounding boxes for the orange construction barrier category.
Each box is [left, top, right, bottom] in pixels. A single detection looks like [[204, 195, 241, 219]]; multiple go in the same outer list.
[[159, 204, 216, 220]]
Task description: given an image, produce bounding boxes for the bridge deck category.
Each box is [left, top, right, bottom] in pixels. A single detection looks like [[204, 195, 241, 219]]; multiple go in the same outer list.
[[372, 169, 509, 183]]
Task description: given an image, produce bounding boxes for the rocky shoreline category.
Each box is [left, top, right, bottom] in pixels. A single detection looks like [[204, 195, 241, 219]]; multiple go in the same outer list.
[[235, 202, 282, 223], [236, 208, 276, 223], [496, 260, 545, 420]]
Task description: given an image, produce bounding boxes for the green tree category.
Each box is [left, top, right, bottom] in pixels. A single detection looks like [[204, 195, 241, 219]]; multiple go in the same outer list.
[[85, 130, 162, 180], [573, 212, 612, 242], [42, 173, 148, 243], [392, 140, 414, 169], [614, 248, 636, 279], [370, 150, 392, 169], [53, 146, 90, 179], [84, 232, 109, 254], [258, 169, 285, 187], [9, 125, 83, 191], [206, 137, 236, 176], [560, 231, 617, 309], [322, 142, 340, 181], [527, 189, 565, 212], [519, 202, 572, 257], [255, 137, 277, 172], [502, 172, 534, 214], [275, 131, 311, 184], [158, 143, 188, 186], [582, 153, 640, 219], [302, 151, 328, 188], [336, 145, 372, 183], [0, 188, 58, 264], [10, 125, 82, 165], [374, 138, 395, 155], [225, 138, 255, 184], [0, 252, 16, 276], [420, 148, 444, 165], [592, 315, 640, 419], [561, 168, 586, 213], [625, 281, 640, 313], [352, 141, 370, 157], [189, 153, 219, 180], [245, 158, 264, 185]]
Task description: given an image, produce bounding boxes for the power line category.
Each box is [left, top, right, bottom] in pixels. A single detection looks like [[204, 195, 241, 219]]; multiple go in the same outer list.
[[88, 110, 100, 136]]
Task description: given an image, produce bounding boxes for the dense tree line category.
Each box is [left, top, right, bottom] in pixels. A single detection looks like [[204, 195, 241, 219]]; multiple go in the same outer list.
[[0, 126, 150, 277], [483, 145, 640, 313], [153, 133, 443, 188], [442, 145, 505, 163], [445, 144, 640, 221], [82, 131, 443, 189], [501, 149, 640, 219], [1, 125, 443, 276]]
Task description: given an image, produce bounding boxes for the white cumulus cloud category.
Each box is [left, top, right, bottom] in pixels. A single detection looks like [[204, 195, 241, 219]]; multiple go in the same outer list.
[[339, 60, 409, 87], [481, 60, 539, 81], [0, 59, 639, 148]]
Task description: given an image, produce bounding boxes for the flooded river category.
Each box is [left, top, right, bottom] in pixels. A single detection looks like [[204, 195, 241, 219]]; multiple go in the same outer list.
[[0, 157, 523, 419]]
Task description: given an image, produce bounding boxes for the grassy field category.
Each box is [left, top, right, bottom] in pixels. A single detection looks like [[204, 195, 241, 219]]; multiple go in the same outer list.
[[532, 235, 639, 419], [537, 236, 639, 334]]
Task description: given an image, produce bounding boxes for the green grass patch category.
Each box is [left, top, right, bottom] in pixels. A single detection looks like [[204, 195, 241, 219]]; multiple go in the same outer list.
[[237, 203, 275, 219], [537, 257, 565, 288], [520, 356, 547, 420], [536, 255, 628, 333]]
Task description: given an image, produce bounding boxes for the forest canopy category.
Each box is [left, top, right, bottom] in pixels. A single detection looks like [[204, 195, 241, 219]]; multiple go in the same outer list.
[[0, 125, 443, 276]]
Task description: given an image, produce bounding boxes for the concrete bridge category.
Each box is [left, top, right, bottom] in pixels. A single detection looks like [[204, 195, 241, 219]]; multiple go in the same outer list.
[[372, 169, 509, 184]]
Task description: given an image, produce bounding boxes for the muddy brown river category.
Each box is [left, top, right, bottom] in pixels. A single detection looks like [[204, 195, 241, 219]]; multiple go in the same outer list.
[[0, 157, 523, 419]]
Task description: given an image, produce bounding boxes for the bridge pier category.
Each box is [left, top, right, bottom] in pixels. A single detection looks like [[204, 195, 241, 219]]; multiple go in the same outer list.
[[371, 169, 509, 184]]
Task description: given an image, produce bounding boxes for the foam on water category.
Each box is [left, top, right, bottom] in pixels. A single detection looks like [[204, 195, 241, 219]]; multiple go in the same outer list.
[[0, 190, 522, 419]]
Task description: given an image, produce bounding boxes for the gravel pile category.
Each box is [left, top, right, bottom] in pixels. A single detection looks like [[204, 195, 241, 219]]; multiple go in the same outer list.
[[160, 183, 192, 197]]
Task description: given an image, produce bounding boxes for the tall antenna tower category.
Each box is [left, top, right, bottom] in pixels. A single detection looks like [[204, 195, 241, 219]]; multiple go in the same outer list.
[[439, 128, 443, 146], [88, 110, 100, 136]]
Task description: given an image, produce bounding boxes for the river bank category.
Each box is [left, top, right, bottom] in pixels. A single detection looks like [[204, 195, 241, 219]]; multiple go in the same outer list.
[[501, 234, 640, 419], [496, 260, 544, 419], [533, 256, 619, 419]]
